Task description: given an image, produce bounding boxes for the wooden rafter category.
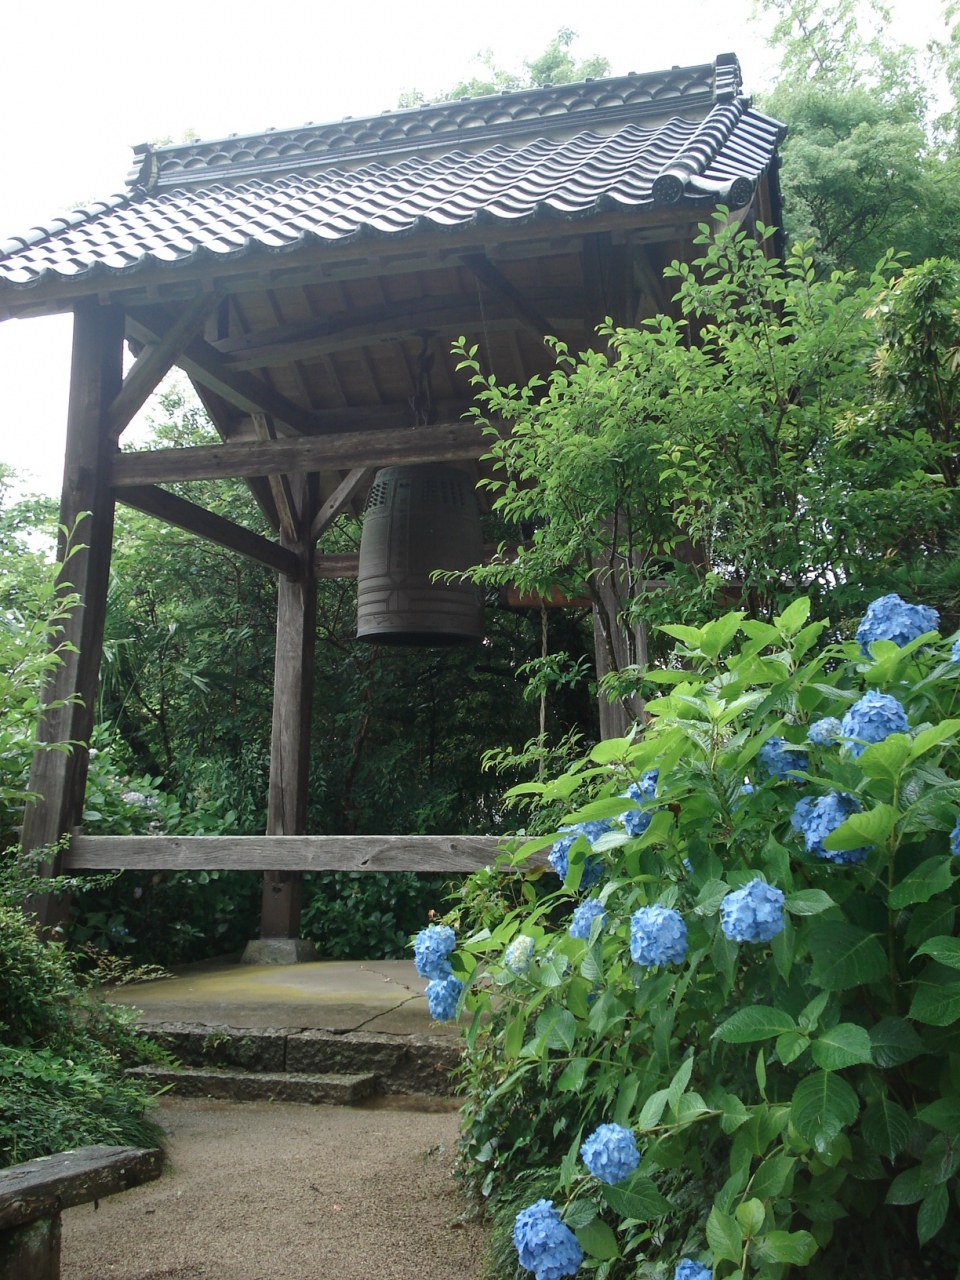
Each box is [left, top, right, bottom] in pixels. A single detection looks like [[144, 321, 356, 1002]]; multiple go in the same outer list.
[[252, 413, 301, 541], [462, 253, 553, 343], [117, 485, 300, 576], [109, 421, 491, 487]]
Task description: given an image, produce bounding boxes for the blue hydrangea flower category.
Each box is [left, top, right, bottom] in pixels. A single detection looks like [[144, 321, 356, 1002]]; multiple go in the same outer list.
[[856, 594, 939, 656], [412, 924, 456, 980], [757, 736, 809, 780], [548, 820, 611, 886], [580, 1123, 640, 1184], [618, 769, 660, 836], [675, 1261, 712, 1280], [630, 905, 688, 968], [425, 974, 463, 1022], [840, 690, 909, 757], [807, 716, 843, 746], [952, 639, 960, 665], [740, 781, 755, 795], [951, 814, 960, 858], [791, 792, 869, 864], [569, 899, 608, 940], [720, 879, 785, 944], [505, 935, 535, 974], [513, 1199, 583, 1280]]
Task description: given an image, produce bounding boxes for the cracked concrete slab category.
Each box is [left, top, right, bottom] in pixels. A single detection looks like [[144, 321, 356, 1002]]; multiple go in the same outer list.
[[105, 957, 456, 1037]]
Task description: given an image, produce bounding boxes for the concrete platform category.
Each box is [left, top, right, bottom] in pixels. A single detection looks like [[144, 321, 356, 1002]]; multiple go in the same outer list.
[[106, 956, 453, 1038]]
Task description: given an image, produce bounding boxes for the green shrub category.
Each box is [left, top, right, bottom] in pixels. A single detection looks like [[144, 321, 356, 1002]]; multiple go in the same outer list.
[[448, 597, 960, 1279]]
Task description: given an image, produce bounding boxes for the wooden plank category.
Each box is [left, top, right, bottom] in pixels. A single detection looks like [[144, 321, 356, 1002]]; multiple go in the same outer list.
[[0, 1146, 163, 1232], [20, 301, 125, 931], [126, 311, 319, 437], [117, 485, 300, 576], [109, 295, 217, 437], [462, 253, 554, 342], [261, 477, 315, 939], [252, 413, 300, 541], [65, 834, 515, 873], [309, 467, 374, 543], [109, 421, 491, 486], [314, 552, 359, 578]]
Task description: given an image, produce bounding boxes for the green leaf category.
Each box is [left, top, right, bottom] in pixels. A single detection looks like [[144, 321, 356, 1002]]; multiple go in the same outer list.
[[858, 734, 912, 781], [906, 900, 956, 947], [909, 964, 960, 1026], [822, 803, 899, 852], [695, 878, 732, 916], [915, 936, 960, 968], [810, 1023, 875, 1070], [504, 1014, 525, 1059], [750, 1154, 796, 1199], [776, 1031, 810, 1064], [808, 922, 887, 990], [736, 1197, 765, 1237], [889, 858, 955, 909], [775, 597, 811, 636], [545, 1009, 577, 1052], [784, 889, 835, 916], [557, 1058, 589, 1091], [716, 1006, 797, 1043], [886, 1166, 927, 1205], [589, 737, 632, 764], [667, 1056, 694, 1112], [869, 1017, 923, 1067], [861, 1096, 912, 1160], [659, 623, 705, 649], [576, 1217, 619, 1261], [918, 1097, 960, 1134], [756, 1230, 817, 1266], [918, 1185, 949, 1246], [791, 1071, 860, 1152], [564, 1199, 599, 1229], [720, 1093, 750, 1134], [636, 1089, 670, 1131], [909, 719, 960, 761], [600, 1179, 671, 1221], [706, 1205, 744, 1263]]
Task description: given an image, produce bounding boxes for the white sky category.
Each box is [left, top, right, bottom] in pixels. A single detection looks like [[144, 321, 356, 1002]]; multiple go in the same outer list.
[[0, 0, 949, 497]]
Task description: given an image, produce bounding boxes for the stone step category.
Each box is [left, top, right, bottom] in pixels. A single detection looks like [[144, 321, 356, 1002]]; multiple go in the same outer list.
[[127, 1065, 377, 1106], [138, 1020, 459, 1096]]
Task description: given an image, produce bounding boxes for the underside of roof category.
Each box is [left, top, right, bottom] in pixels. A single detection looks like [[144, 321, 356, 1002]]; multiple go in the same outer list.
[[0, 55, 784, 302]]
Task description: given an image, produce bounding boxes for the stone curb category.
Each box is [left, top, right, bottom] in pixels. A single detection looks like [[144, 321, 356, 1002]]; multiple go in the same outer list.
[[127, 1065, 377, 1105], [137, 1020, 461, 1096]]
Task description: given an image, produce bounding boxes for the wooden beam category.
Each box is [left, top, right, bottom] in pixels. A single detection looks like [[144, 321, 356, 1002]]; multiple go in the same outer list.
[[65, 834, 513, 873], [0, 1146, 163, 1233], [127, 310, 319, 437], [109, 295, 217, 437], [116, 485, 300, 576], [252, 413, 300, 541], [314, 552, 360, 578], [462, 253, 554, 342], [309, 467, 374, 543], [21, 301, 125, 931], [109, 421, 491, 487]]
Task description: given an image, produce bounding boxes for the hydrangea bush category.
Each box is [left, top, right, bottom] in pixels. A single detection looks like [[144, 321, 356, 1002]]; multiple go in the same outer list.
[[439, 598, 960, 1279]]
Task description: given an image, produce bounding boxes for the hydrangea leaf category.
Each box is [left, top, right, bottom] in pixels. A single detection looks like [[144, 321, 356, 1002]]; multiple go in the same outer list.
[[556, 1056, 588, 1092], [909, 719, 960, 761], [695, 878, 732, 915], [914, 935, 960, 968], [889, 858, 955, 909], [504, 1014, 525, 1059], [808, 922, 887, 990], [810, 1022, 874, 1070], [716, 1006, 797, 1043], [868, 1017, 923, 1067], [909, 964, 960, 1026], [750, 1154, 796, 1199], [563, 1198, 599, 1229], [790, 1071, 859, 1151], [885, 1166, 927, 1205], [599, 1178, 672, 1221], [861, 1096, 912, 1160], [917, 1184, 949, 1246], [920, 1132, 960, 1185], [589, 737, 632, 764], [775, 597, 812, 636], [755, 1230, 818, 1266], [576, 1217, 620, 1260], [667, 1055, 694, 1112], [857, 734, 912, 781], [784, 889, 835, 915], [918, 1097, 960, 1133], [905, 900, 956, 947], [706, 1205, 744, 1263], [736, 1197, 765, 1237], [776, 1030, 810, 1064], [822, 803, 899, 851]]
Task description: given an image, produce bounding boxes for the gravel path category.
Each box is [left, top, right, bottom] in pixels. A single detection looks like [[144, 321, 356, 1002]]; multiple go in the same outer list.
[[61, 1096, 487, 1280]]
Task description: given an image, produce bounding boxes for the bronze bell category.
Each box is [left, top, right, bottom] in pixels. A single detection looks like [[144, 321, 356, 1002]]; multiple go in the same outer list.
[[356, 463, 484, 645]]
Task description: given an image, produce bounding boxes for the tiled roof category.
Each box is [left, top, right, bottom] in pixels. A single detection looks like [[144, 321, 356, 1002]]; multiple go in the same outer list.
[[0, 56, 784, 296]]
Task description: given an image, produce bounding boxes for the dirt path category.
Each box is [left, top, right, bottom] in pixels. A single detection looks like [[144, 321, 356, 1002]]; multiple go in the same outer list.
[[61, 1096, 487, 1280]]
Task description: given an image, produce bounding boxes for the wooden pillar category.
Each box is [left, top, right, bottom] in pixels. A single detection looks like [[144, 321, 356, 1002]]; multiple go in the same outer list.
[[259, 478, 316, 941], [21, 301, 125, 932]]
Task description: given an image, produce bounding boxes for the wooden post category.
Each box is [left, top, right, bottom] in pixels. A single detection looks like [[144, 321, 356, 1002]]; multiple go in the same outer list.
[[256, 476, 317, 951], [21, 301, 125, 931]]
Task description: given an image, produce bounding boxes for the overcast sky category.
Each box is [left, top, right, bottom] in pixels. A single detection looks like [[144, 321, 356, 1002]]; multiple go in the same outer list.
[[0, 0, 948, 497]]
